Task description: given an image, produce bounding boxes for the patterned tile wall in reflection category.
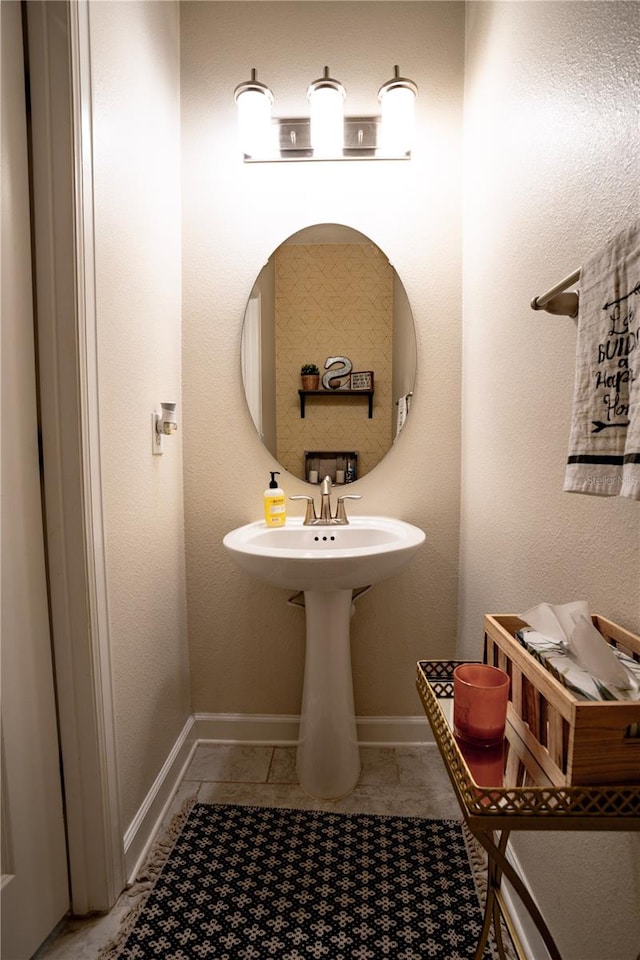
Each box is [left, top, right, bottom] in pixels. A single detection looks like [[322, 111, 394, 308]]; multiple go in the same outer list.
[[275, 243, 393, 479]]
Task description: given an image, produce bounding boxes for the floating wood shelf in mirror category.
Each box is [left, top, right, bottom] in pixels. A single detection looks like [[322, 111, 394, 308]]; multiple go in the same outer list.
[[241, 223, 417, 482]]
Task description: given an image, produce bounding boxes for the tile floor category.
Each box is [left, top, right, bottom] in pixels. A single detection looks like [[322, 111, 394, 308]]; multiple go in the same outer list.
[[35, 742, 460, 960]]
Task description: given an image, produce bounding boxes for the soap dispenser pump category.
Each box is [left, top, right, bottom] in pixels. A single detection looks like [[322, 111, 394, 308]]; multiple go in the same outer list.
[[263, 471, 286, 527]]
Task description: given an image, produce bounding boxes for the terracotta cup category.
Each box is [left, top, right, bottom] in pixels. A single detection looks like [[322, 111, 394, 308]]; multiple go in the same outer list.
[[453, 663, 510, 745]]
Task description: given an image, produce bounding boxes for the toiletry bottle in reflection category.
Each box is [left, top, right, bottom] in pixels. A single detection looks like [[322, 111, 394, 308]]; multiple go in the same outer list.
[[264, 471, 286, 527], [345, 457, 355, 483]]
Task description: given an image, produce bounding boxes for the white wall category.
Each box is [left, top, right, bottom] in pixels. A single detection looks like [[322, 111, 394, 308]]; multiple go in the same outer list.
[[89, 0, 191, 830], [461, 3, 640, 957], [181, 1, 465, 717]]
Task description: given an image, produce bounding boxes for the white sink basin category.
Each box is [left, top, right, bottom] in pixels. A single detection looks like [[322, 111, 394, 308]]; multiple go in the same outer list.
[[222, 515, 425, 591]]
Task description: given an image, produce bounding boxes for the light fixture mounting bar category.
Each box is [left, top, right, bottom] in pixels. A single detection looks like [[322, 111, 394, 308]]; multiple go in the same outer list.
[[243, 116, 411, 162]]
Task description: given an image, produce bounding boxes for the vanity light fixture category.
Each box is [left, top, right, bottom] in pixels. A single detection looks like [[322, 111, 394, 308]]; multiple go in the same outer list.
[[234, 65, 417, 162]]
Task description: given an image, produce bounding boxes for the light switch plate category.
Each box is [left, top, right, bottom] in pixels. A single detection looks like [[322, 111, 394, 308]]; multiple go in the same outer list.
[[151, 412, 163, 455]]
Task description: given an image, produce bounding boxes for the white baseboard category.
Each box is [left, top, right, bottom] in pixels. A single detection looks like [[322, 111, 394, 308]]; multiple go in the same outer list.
[[500, 843, 551, 960], [192, 712, 434, 745], [123, 715, 198, 881], [123, 713, 433, 884], [356, 715, 434, 744], [191, 712, 300, 744]]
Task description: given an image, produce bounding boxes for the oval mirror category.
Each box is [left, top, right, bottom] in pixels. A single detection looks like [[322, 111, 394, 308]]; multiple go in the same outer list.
[[241, 223, 416, 483]]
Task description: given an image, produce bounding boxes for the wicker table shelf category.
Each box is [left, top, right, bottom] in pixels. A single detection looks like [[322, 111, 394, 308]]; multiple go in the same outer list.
[[416, 659, 640, 960]]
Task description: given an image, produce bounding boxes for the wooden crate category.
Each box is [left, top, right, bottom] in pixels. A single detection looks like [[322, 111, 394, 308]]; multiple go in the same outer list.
[[484, 614, 640, 786]]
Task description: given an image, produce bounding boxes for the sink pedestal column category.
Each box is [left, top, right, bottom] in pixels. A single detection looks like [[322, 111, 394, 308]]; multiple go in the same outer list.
[[296, 589, 361, 799]]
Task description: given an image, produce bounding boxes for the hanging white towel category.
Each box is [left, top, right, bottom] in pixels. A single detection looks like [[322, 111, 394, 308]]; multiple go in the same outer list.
[[564, 220, 640, 500]]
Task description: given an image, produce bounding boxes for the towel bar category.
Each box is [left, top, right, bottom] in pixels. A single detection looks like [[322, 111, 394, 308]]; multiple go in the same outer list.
[[531, 267, 581, 316]]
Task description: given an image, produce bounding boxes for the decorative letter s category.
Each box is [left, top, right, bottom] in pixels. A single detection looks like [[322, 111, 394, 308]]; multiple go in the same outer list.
[[322, 356, 353, 390]]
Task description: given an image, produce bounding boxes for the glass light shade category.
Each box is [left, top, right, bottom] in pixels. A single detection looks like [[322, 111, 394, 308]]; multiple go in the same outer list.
[[236, 88, 273, 159], [234, 71, 274, 159], [307, 68, 345, 158], [379, 85, 416, 155], [378, 67, 418, 157]]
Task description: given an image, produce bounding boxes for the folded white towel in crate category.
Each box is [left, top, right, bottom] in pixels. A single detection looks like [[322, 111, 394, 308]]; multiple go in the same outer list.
[[516, 628, 640, 704], [564, 219, 640, 500]]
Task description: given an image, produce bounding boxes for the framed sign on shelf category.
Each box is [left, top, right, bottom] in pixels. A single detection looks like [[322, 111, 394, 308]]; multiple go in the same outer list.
[[350, 371, 374, 391]]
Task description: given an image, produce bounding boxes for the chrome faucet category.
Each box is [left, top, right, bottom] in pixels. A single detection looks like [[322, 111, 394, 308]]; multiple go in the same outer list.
[[290, 475, 362, 525], [319, 475, 333, 522]]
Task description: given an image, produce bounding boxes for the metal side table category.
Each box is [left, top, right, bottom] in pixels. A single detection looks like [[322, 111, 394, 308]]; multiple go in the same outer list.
[[416, 660, 640, 960]]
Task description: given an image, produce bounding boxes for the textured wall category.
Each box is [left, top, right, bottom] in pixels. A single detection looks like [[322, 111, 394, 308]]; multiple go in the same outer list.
[[87, 1, 639, 948], [461, 3, 640, 957], [181, 0, 465, 716], [275, 242, 393, 478], [90, 1, 191, 830]]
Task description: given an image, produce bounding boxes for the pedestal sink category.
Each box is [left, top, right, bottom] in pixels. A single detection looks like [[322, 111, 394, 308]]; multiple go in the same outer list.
[[223, 515, 425, 799]]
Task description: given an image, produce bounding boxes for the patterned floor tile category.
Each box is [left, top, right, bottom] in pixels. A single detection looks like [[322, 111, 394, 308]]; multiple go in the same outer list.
[[182, 743, 274, 783], [267, 745, 298, 783], [358, 745, 400, 784]]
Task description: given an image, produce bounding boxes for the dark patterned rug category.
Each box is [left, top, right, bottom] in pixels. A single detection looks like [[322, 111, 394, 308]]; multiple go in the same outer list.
[[100, 802, 504, 960]]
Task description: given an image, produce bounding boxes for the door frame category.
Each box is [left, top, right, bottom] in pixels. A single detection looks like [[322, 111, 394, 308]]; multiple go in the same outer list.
[[27, 0, 125, 913]]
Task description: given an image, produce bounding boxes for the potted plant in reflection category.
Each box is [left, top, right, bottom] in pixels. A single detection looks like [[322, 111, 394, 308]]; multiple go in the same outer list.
[[301, 363, 320, 390]]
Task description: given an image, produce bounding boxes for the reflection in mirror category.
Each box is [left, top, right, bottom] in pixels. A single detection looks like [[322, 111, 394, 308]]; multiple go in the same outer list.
[[241, 224, 416, 482]]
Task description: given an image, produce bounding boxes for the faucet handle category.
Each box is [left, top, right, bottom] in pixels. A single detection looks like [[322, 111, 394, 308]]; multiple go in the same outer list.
[[289, 495, 317, 524], [335, 494, 362, 524]]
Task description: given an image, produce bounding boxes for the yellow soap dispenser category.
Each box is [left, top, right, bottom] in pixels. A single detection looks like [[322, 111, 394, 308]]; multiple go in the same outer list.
[[263, 471, 286, 527]]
